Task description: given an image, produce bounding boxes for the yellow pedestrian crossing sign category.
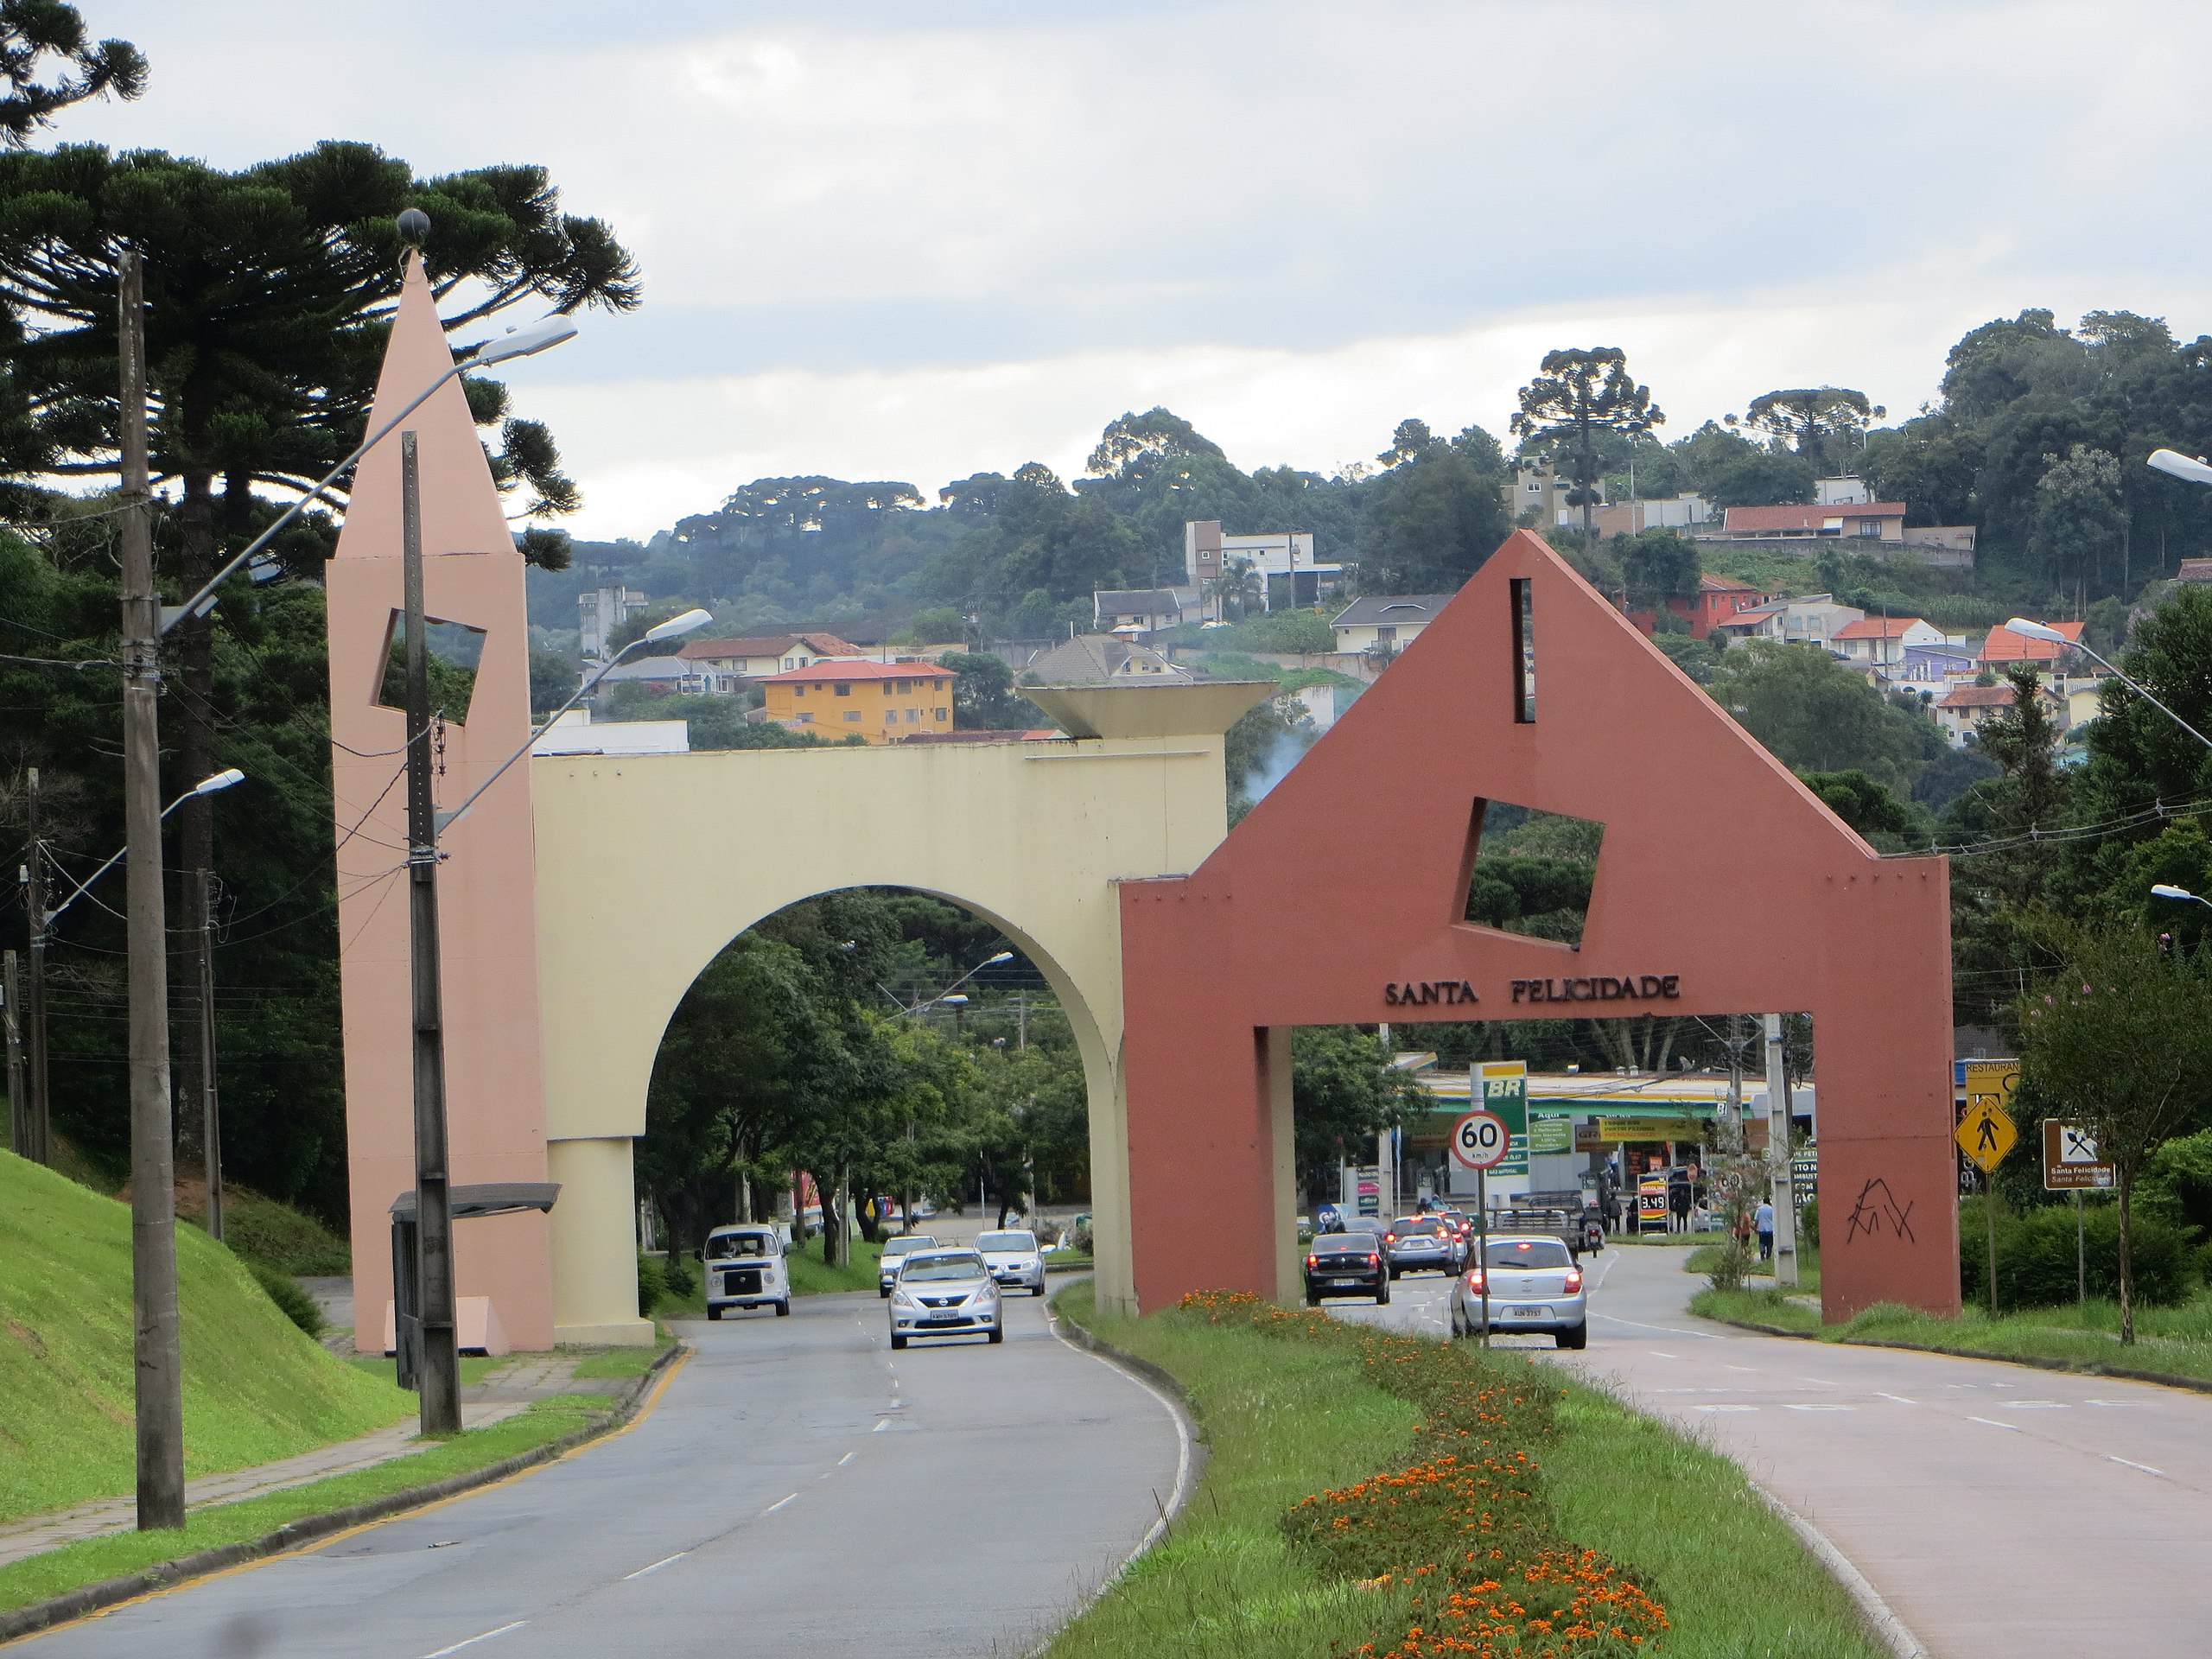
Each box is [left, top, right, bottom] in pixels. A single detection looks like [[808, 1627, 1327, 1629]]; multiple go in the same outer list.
[[1956, 1099, 2018, 1173]]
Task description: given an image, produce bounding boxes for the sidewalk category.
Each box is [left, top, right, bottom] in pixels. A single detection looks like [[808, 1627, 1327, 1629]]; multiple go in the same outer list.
[[0, 1349, 605, 1569]]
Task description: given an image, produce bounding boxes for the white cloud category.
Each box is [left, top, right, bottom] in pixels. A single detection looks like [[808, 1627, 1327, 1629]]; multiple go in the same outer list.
[[50, 1, 2212, 540]]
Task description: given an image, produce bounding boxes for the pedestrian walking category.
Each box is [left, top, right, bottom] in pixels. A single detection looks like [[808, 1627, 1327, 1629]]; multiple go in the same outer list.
[[1755, 1198, 1775, 1262]]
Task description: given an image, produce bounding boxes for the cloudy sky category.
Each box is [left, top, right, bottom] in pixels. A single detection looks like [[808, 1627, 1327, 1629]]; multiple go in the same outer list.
[[58, 1, 2212, 541]]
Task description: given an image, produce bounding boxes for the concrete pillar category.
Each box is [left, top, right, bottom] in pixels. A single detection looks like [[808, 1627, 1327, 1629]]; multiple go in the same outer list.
[[1259, 1026, 1299, 1303], [1089, 1049, 1137, 1318], [548, 1135, 654, 1346]]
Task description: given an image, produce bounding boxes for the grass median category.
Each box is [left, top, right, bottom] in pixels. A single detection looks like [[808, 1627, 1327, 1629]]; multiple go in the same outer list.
[[1048, 1282, 1886, 1659], [0, 1393, 620, 1618]]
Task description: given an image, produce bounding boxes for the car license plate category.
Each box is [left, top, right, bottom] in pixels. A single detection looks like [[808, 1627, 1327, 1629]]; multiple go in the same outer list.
[[1327, 1276, 1359, 1286], [1510, 1305, 1549, 1319]]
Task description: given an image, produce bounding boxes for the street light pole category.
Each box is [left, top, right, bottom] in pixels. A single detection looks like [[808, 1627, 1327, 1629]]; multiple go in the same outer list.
[[2005, 615, 2212, 750], [21, 766, 48, 1165], [196, 868, 223, 1241], [118, 247, 186, 1531]]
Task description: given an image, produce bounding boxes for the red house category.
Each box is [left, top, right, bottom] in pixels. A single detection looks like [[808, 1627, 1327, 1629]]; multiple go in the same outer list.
[[1629, 572, 1772, 639]]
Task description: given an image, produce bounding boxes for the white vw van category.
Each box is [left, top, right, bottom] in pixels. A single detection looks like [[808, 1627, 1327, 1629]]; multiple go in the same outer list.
[[703, 1225, 791, 1320]]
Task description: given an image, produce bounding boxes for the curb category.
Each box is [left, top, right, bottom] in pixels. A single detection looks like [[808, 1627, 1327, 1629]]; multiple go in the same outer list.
[[1745, 1479, 1929, 1659], [1046, 1297, 1209, 1538], [0, 1340, 685, 1646], [1694, 1305, 2212, 1395]]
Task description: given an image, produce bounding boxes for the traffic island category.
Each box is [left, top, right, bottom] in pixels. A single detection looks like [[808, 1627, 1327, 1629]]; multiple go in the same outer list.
[[0, 1342, 683, 1642], [1045, 1283, 1891, 1659]]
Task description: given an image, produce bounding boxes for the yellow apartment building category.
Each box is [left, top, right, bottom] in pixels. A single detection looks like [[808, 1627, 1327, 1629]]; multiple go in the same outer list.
[[760, 659, 957, 744]]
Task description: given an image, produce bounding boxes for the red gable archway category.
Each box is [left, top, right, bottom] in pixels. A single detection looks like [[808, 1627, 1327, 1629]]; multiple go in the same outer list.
[[1119, 531, 1957, 1323]]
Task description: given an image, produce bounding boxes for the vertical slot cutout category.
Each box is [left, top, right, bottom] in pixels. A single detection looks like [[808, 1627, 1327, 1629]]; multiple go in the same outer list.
[[1510, 577, 1535, 723]]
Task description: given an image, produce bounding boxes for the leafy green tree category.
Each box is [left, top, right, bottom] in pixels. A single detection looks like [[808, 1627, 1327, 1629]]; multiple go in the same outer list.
[[1706, 640, 1942, 789], [1376, 417, 1440, 468], [941, 648, 1033, 729], [1510, 347, 1663, 536], [1696, 445, 1818, 507], [2030, 443, 2125, 592], [1733, 387, 1885, 474], [1291, 1026, 1426, 1177], [1615, 526, 1700, 613], [0, 1, 143, 147], [1354, 443, 1510, 592], [2017, 923, 2212, 1341], [1795, 768, 1927, 849], [1086, 405, 1224, 481]]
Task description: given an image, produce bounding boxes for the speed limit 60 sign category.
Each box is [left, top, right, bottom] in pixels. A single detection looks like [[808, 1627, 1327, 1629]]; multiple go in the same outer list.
[[1450, 1109, 1510, 1171]]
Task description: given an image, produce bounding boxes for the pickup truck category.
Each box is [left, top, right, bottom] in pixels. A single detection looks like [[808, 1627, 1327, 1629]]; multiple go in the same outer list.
[[1497, 1198, 1605, 1261]]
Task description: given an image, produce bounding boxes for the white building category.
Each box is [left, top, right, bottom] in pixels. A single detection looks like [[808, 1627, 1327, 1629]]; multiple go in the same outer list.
[[1711, 594, 1866, 648], [531, 708, 690, 756], [1185, 519, 1343, 610], [1831, 616, 1946, 669], [1331, 594, 1455, 657], [578, 586, 649, 661]]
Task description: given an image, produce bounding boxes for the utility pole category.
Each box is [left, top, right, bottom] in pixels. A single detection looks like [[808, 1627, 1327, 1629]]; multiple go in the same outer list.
[[1016, 989, 1027, 1052], [22, 766, 48, 1165], [1764, 1014, 1798, 1288], [196, 868, 222, 1241], [401, 429, 462, 1437], [4, 950, 22, 1154], [118, 248, 186, 1530]]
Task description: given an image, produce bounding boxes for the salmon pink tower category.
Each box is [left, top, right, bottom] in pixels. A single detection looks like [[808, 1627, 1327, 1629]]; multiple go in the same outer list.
[[326, 254, 561, 1352]]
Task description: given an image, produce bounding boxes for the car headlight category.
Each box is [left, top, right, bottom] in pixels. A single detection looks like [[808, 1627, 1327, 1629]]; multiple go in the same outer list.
[[968, 1285, 995, 1305], [892, 1289, 918, 1308]]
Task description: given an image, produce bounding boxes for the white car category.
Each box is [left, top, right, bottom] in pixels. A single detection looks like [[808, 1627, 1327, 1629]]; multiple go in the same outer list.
[[976, 1229, 1046, 1295], [877, 1234, 942, 1297], [703, 1225, 791, 1319], [1447, 1234, 1587, 1349], [888, 1249, 1002, 1349]]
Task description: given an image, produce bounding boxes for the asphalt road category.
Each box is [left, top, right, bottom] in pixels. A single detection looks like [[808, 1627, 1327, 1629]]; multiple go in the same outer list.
[[1336, 1241, 2212, 1659], [21, 1287, 1183, 1659]]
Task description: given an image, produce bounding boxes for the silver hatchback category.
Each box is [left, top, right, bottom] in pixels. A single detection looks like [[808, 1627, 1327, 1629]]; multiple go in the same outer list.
[[1448, 1235, 1587, 1349]]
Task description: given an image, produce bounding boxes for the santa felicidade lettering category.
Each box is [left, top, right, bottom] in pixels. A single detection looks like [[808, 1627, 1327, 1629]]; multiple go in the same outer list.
[[1382, 980, 1478, 1007], [1510, 974, 1679, 1004]]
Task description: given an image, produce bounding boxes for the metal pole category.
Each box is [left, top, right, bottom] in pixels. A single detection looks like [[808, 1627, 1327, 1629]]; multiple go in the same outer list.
[[1476, 1163, 1490, 1348], [198, 868, 222, 1242], [2075, 1189, 2086, 1310], [1764, 1014, 1798, 1287], [23, 767, 48, 1166], [402, 430, 462, 1436], [1986, 1167, 1999, 1316], [118, 249, 185, 1530], [4, 950, 22, 1154]]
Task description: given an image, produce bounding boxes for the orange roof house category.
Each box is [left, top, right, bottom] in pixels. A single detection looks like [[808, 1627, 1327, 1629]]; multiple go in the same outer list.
[[759, 659, 956, 744], [1978, 619, 2082, 668]]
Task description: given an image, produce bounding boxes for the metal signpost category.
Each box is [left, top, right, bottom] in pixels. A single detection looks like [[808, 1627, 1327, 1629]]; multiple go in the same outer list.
[[2043, 1120, 2114, 1310], [1450, 1107, 1510, 1346], [1957, 1059, 2020, 1314]]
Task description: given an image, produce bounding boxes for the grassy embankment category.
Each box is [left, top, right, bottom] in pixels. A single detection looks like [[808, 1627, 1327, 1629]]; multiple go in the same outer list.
[[0, 1394, 619, 1615], [0, 1150, 412, 1529], [1046, 1281, 1886, 1659]]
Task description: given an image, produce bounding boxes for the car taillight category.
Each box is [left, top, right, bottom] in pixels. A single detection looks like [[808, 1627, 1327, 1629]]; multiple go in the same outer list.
[[1563, 1268, 1583, 1292], [1306, 1253, 1318, 1268], [1383, 1232, 1397, 1243], [1464, 1269, 1485, 1291], [1366, 1253, 1380, 1266]]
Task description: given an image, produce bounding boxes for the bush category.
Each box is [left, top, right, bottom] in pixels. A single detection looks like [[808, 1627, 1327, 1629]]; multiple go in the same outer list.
[[1703, 1236, 1755, 1292], [637, 1251, 668, 1317], [1961, 1198, 2192, 1309], [247, 1261, 323, 1338], [1801, 1197, 1818, 1247], [662, 1255, 696, 1300]]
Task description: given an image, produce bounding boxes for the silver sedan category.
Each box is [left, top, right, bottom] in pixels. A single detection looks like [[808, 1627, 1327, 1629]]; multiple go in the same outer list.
[[888, 1249, 1003, 1350], [1447, 1235, 1587, 1349]]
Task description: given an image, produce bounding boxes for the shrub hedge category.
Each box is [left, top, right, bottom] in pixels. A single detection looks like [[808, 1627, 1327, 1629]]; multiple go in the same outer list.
[[1960, 1197, 2191, 1309]]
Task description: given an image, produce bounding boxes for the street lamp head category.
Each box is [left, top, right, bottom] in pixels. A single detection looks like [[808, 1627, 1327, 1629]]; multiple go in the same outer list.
[[193, 767, 245, 796], [2149, 448, 2212, 487], [2152, 883, 2198, 901], [644, 607, 713, 644], [938, 994, 969, 1007], [985, 950, 1014, 965], [2003, 616, 2068, 645], [471, 315, 578, 365]]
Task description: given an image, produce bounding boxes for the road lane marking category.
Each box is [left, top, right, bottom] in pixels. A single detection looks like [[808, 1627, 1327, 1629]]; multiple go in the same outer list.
[[764, 1493, 798, 1514], [2108, 1456, 2167, 1477], [1590, 1313, 1718, 1338], [837, 1452, 856, 1465], [1785, 1403, 1853, 1412], [1874, 1392, 1916, 1405], [1726, 1364, 1761, 1373], [1695, 1404, 1758, 1413], [1997, 1400, 2068, 1409], [1647, 1350, 1681, 1359], [2084, 1399, 2137, 1407], [1967, 1416, 2020, 1431], [624, 1551, 688, 1580], [423, 1624, 525, 1658], [1797, 1377, 1839, 1387], [873, 1419, 892, 1432]]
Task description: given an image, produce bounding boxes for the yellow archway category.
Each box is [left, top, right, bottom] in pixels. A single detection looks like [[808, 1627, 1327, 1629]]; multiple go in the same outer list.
[[529, 684, 1262, 1343]]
